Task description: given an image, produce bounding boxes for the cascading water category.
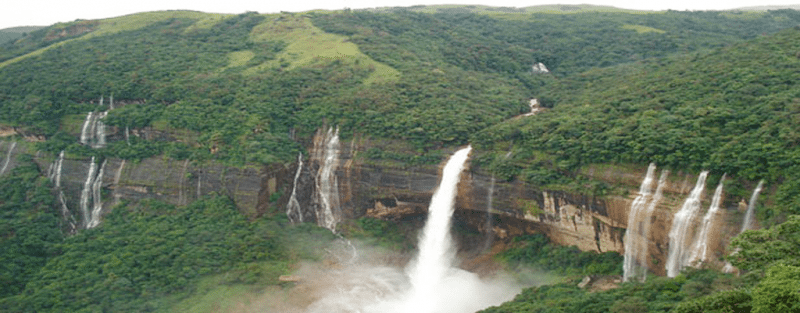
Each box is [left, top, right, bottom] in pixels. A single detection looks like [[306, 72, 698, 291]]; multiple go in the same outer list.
[[688, 175, 726, 265], [305, 146, 518, 313], [723, 180, 765, 273], [0, 141, 16, 176], [113, 159, 126, 206], [666, 171, 709, 277], [741, 180, 764, 233], [286, 153, 304, 224], [638, 169, 668, 279], [313, 127, 341, 231], [80, 157, 98, 228], [623, 163, 656, 282], [80, 112, 94, 145], [51, 151, 77, 232], [79, 110, 109, 148], [404, 146, 472, 312], [86, 160, 106, 229]]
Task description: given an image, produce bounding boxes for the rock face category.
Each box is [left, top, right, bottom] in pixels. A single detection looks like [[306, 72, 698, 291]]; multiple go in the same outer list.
[[2, 134, 747, 278]]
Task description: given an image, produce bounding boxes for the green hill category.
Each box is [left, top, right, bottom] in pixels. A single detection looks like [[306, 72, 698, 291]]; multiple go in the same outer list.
[[3, 6, 800, 312]]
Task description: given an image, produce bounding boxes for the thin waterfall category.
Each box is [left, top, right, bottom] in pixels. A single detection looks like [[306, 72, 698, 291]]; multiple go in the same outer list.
[[51, 150, 77, 232], [113, 159, 125, 206], [741, 180, 764, 233], [1, 141, 16, 175], [80, 112, 94, 145], [80, 157, 98, 228], [723, 180, 765, 273], [623, 163, 657, 282], [95, 111, 107, 148], [313, 127, 341, 231], [86, 160, 106, 229], [53, 151, 65, 188], [666, 171, 709, 277], [404, 146, 472, 313], [286, 153, 304, 224], [688, 175, 726, 265]]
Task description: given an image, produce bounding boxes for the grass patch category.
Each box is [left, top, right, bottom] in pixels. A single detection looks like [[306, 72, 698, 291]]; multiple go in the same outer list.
[[223, 50, 256, 69], [622, 24, 667, 34], [246, 14, 400, 84]]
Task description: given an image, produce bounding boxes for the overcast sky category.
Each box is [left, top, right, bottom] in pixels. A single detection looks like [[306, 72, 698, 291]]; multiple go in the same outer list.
[[2, 0, 799, 29]]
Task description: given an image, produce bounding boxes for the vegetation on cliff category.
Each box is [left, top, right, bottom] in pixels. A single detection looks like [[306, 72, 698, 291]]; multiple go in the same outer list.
[[2, 5, 800, 312]]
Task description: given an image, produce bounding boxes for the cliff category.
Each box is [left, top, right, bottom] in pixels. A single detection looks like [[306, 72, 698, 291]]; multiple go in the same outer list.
[[0, 134, 749, 277]]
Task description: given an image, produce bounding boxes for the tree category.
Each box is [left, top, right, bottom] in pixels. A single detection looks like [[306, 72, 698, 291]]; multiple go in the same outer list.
[[751, 264, 800, 313]]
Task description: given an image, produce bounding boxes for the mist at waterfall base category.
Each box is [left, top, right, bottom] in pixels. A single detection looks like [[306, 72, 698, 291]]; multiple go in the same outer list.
[[297, 147, 520, 313]]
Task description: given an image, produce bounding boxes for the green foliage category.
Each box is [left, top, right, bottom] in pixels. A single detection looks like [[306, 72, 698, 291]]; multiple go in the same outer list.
[[345, 217, 413, 251], [496, 234, 623, 276], [728, 215, 800, 273], [480, 268, 745, 313], [0, 195, 334, 312], [672, 289, 752, 313], [751, 264, 800, 313], [0, 156, 62, 298]]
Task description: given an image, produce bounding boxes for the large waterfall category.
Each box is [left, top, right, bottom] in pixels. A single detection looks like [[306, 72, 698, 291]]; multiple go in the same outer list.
[[688, 175, 726, 265], [404, 146, 473, 312], [666, 171, 708, 277], [305, 146, 518, 313]]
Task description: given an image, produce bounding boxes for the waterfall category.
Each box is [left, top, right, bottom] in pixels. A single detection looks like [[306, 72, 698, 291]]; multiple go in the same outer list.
[[80, 157, 98, 228], [86, 160, 106, 229], [405, 146, 472, 313], [95, 112, 107, 148], [113, 159, 125, 206], [1, 141, 16, 175], [313, 127, 341, 232], [286, 153, 304, 224], [80, 112, 94, 145], [623, 163, 656, 282], [723, 180, 765, 273], [53, 151, 65, 188], [79, 110, 108, 148], [51, 150, 77, 232], [666, 171, 709, 277], [688, 175, 726, 265], [306, 146, 518, 313], [741, 180, 764, 233], [639, 170, 668, 279]]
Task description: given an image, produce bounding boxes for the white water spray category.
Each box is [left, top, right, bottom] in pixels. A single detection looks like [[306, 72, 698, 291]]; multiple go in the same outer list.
[[286, 153, 304, 224], [741, 180, 764, 233], [623, 163, 656, 282], [306, 146, 518, 313], [0, 141, 16, 175], [688, 175, 726, 265], [666, 171, 708, 277]]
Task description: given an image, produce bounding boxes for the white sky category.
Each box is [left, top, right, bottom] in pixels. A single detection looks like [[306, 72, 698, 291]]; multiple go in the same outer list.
[[2, 0, 799, 29]]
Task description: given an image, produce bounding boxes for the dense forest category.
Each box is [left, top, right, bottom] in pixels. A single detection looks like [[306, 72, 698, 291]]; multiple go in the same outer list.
[[2, 6, 800, 312]]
